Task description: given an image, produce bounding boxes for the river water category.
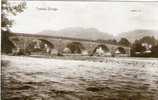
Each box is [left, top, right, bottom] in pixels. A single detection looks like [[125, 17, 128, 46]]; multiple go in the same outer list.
[[1, 55, 158, 100]]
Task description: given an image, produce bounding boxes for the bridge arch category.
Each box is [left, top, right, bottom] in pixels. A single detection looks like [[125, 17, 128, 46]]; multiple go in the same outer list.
[[66, 42, 85, 54], [9, 37, 19, 49], [26, 39, 55, 54], [115, 47, 126, 54], [38, 39, 54, 49], [92, 44, 110, 56]]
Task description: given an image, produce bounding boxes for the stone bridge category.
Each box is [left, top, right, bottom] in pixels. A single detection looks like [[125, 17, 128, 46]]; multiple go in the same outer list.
[[9, 33, 131, 56]]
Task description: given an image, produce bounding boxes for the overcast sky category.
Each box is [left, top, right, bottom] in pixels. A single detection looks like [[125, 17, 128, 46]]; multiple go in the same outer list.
[[9, 1, 158, 36]]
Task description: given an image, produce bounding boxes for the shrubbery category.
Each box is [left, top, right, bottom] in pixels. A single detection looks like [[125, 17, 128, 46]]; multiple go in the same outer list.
[[131, 36, 158, 57]]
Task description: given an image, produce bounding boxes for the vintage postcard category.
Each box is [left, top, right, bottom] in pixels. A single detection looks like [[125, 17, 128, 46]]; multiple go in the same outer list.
[[1, 0, 158, 100]]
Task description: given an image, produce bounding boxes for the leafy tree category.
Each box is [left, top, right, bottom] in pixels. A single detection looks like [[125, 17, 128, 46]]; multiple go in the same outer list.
[[151, 45, 158, 57], [132, 40, 146, 52], [117, 47, 126, 54], [1, 0, 26, 53], [67, 42, 85, 54], [119, 38, 130, 46], [131, 36, 158, 57], [1, 30, 16, 53], [138, 36, 156, 46]]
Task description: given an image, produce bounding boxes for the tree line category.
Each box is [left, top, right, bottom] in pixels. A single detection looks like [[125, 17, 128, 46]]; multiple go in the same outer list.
[[97, 36, 158, 57], [96, 38, 130, 46]]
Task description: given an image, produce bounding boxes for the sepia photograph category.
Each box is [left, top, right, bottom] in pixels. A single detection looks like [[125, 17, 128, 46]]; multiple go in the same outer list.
[[1, 0, 158, 100]]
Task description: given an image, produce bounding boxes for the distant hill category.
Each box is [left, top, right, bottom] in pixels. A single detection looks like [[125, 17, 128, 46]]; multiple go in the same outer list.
[[37, 28, 158, 43], [117, 29, 158, 42], [37, 27, 114, 40]]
